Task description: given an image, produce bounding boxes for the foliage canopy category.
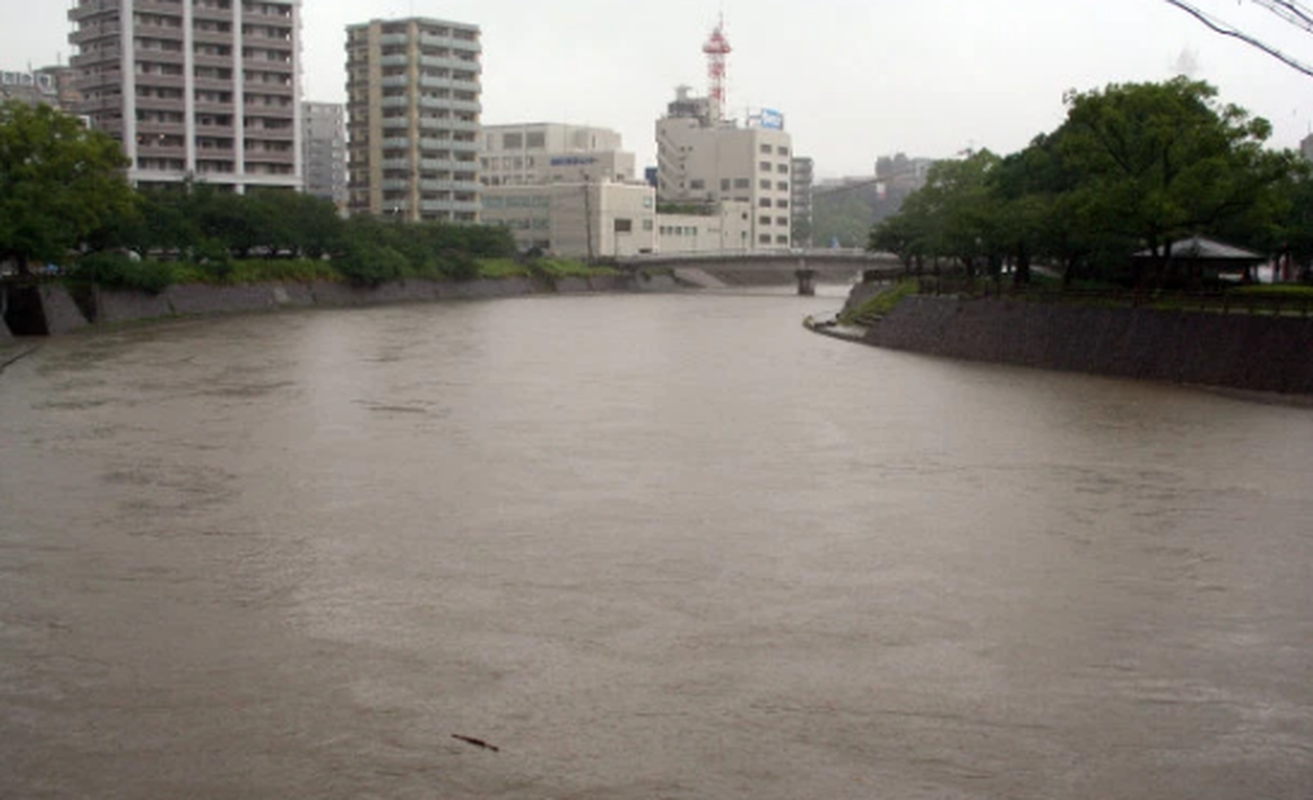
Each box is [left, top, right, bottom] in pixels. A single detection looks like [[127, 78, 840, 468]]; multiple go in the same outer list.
[[869, 78, 1308, 288]]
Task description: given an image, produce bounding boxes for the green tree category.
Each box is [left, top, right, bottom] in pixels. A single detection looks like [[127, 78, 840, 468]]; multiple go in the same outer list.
[[1057, 77, 1286, 287], [0, 101, 135, 274]]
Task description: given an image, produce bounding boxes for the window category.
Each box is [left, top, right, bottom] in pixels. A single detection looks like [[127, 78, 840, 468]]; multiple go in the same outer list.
[[760, 143, 772, 154], [690, 179, 705, 190], [776, 199, 789, 208], [759, 179, 771, 190], [759, 215, 771, 226], [777, 163, 789, 174], [642, 219, 653, 231], [502, 132, 522, 149], [776, 235, 789, 244], [733, 178, 750, 189], [720, 178, 730, 191], [614, 218, 633, 233], [777, 182, 789, 191], [777, 217, 789, 226], [777, 146, 789, 156], [759, 161, 771, 171], [759, 198, 771, 207], [525, 131, 545, 148], [759, 234, 771, 244]]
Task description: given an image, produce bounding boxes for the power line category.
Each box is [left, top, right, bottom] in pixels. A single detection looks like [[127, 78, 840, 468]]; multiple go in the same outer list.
[[1163, 0, 1313, 78]]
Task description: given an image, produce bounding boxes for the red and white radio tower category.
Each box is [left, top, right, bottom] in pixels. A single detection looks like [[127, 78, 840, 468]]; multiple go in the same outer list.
[[703, 15, 732, 124]]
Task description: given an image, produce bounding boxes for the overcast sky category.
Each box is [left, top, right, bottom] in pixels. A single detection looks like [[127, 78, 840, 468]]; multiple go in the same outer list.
[[8, 0, 1313, 177]]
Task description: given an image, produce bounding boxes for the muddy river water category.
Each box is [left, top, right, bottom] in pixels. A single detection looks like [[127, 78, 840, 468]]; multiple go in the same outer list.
[[2, 288, 1311, 798]]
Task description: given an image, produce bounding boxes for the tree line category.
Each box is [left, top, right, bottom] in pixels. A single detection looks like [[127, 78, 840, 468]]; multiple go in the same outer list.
[[0, 100, 514, 290], [870, 77, 1313, 289]]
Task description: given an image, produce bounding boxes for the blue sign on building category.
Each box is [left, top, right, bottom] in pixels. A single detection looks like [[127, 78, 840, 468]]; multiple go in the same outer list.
[[758, 109, 784, 130]]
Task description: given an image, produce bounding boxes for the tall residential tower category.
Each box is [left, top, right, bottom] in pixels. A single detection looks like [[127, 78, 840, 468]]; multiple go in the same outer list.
[[345, 17, 482, 222], [68, 0, 303, 192]]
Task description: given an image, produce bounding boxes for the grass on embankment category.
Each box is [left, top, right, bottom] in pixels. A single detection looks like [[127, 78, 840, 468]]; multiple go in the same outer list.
[[838, 279, 919, 326], [476, 258, 620, 279]]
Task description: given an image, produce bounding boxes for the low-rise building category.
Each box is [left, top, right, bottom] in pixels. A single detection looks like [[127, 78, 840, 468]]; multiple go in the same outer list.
[[481, 182, 656, 258], [656, 201, 753, 254]]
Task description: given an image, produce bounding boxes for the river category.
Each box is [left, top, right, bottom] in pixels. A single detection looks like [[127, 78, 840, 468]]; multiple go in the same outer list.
[[1, 287, 1311, 799]]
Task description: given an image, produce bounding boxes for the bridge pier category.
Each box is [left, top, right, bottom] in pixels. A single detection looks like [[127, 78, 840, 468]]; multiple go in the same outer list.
[[794, 268, 816, 296]]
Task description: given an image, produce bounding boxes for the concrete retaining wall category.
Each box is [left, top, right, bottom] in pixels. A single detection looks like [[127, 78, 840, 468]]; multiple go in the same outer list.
[[865, 296, 1313, 395], [3, 273, 657, 338]]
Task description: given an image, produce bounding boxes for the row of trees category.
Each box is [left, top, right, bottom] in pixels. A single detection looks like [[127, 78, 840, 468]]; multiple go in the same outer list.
[[870, 78, 1313, 288], [0, 100, 515, 287]]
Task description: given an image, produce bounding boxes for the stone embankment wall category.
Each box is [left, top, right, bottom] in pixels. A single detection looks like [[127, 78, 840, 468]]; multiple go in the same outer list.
[[864, 296, 1313, 395], [3, 273, 672, 337]]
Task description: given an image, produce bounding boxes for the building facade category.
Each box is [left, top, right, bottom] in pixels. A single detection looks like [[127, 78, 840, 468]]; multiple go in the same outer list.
[[655, 87, 793, 250], [67, 0, 303, 192], [302, 101, 347, 210], [657, 200, 752, 254], [790, 156, 814, 247], [481, 182, 656, 258], [345, 17, 481, 222], [480, 123, 633, 186]]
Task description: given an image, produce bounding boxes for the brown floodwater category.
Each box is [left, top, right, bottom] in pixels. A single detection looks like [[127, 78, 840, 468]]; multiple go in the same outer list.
[[2, 288, 1311, 799]]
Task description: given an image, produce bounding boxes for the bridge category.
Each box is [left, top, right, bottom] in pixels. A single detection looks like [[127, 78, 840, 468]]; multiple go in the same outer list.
[[616, 249, 906, 294]]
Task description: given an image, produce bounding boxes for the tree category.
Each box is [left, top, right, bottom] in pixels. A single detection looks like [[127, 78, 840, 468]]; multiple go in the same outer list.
[[0, 101, 135, 274], [1057, 78, 1285, 287]]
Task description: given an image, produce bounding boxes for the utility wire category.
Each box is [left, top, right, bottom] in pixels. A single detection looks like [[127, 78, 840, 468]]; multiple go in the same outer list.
[[1164, 0, 1313, 78]]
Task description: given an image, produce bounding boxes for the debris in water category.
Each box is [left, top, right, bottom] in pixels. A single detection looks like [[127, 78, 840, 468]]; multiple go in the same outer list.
[[452, 734, 500, 752]]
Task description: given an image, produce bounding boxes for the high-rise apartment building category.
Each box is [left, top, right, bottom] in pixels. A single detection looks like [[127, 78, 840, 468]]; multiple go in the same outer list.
[[345, 17, 482, 222], [302, 101, 347, 210], [67, 0, 303, 192], [655, 87, 793, 250]]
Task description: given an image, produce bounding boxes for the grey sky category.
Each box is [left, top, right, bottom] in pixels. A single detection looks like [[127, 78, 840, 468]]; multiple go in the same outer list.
[[7, 0, 1313, 177]]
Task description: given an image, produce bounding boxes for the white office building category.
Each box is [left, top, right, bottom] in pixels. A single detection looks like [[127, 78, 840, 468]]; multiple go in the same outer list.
[[655, 86, 793, 250]]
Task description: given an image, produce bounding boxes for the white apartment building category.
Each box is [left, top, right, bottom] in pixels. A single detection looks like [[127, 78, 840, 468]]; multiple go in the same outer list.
[[655, 87, 793, 250], [481, 182, 656, 258], [346, 17, 481, 222], [68, 0, 303, 192], [481, 123, 633, 186]]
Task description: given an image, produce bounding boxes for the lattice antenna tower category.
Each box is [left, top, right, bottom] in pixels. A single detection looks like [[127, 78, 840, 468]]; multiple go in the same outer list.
[[703, 15, 732, 124]]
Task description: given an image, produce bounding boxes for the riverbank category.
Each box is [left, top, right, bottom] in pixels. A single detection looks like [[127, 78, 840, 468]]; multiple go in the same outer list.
[[832, 293, 1313, 396], [1, 272, 681, 337]]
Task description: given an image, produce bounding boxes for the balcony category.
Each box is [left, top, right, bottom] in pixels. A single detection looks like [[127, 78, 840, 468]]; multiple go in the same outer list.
[[69, 0, 119, 22], [76, 95, 125, 113], [70, 47, 123, 68], [70, 23, 122, 46]]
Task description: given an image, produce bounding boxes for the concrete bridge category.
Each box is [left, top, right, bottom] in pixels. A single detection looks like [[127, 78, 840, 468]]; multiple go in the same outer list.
[[616, 249, 906, 294]]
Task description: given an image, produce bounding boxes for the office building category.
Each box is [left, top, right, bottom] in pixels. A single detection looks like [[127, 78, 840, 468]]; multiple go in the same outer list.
[[481, 182, 656, 258], [481, 123, 633, 186], [302, 101, 347, 210], [345, 17, 481, 222], [479, 121, 657, 257], [655, 86, 793, 250], [67, 0, 303, 192]]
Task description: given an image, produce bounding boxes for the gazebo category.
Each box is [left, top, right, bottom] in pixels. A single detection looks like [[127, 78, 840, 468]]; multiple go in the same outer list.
[[1132, 235, 1266, 287]]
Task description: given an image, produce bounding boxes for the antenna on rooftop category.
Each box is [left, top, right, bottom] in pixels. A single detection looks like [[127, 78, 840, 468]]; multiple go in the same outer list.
[[703, 15, 732, 125]]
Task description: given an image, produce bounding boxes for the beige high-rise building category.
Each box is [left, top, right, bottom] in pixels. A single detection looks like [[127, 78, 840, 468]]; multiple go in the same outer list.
[[345, 17, 481, 222], [67, 0, 302, 192], [655, 87, 793, 250]]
